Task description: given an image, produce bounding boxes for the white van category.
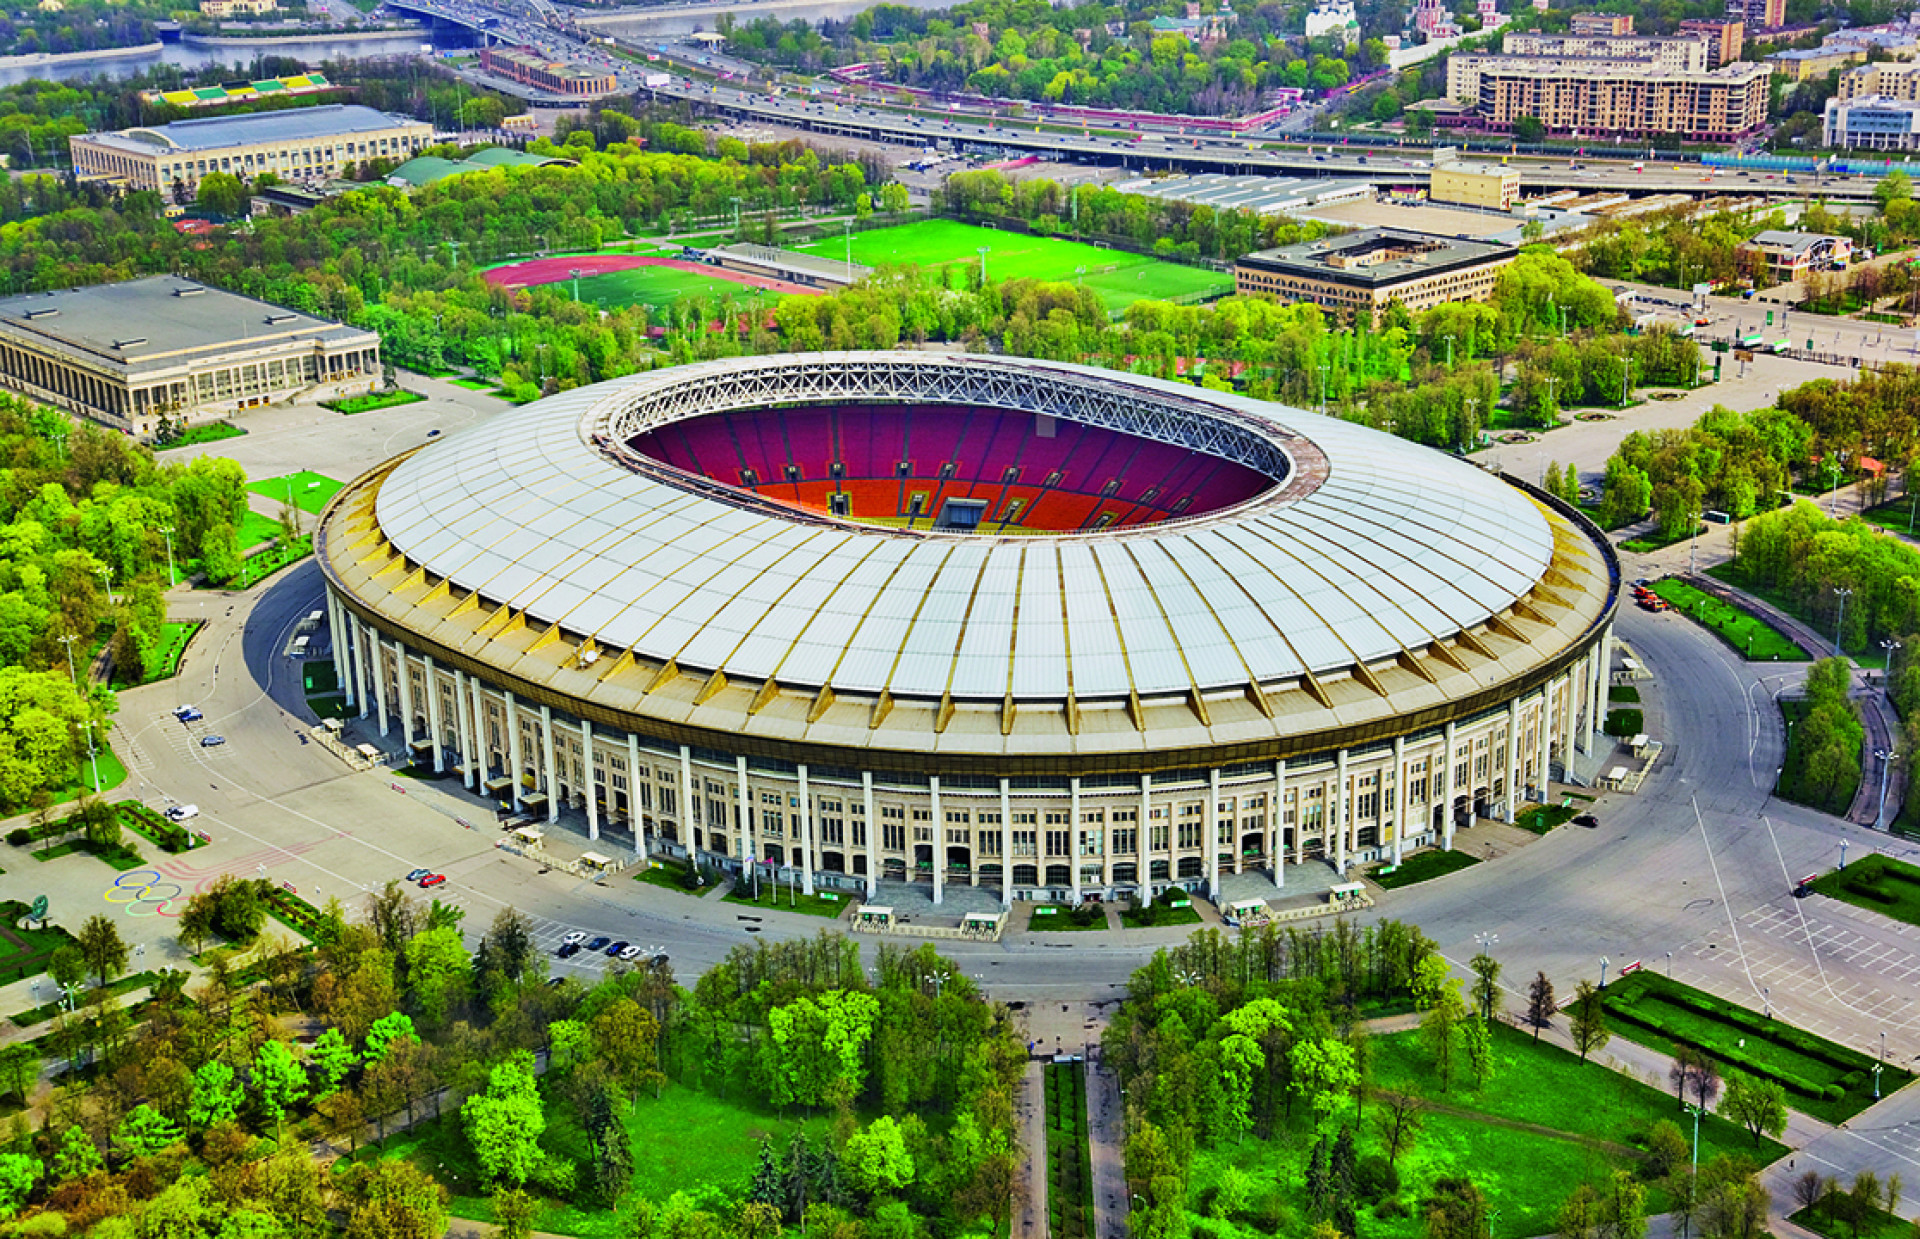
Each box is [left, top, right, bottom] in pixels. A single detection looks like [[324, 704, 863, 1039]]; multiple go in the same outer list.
[[165, 804, 199, 822]]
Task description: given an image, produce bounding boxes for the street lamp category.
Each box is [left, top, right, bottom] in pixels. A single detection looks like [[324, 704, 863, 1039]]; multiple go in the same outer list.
[[1833, 586, 1853, 657], [1665, 951, 1672, 978], [58, 632, 79, 685], [976, 245, 990, 286], [96, 565, 113, 607], [159, 525, 176, 589], [1600, 956, 1610, 988], [1763, 986, 1771, 1019], [1685, 1102, 1704, 1173], [570, 268, 582, 302], [1876, 748, 1894, 830], [1842, 838, 1850, 869]]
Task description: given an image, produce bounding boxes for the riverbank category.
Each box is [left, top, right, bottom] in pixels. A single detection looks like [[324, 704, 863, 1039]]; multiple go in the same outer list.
[[0, 41, 160, 69], [180, 26, 421, 46]]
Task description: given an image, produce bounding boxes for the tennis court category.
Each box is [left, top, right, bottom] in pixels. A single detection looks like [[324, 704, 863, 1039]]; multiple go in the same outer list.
[[249, 471, 342, 516]]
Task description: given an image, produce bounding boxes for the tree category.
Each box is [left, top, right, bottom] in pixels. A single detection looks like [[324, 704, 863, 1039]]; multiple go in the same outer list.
[[118, 1103, 183, 1157], [1558, 1182, 1599, 1239], [1513, 115, 1546, 143], [344, 1159, 448, 1239], [253, 1039, 308, 1133], [310, 1026, 359, 1098], [1468, 951, 1502, 1022], [1669, 1046, 1705, 1109], [1646, 1120, 1689, 1180], [1717, 1072, 1788, 1147], [1420, 981, 1466, 1092], [1692, 1155, 1769, 1239], [1462, 1014, 1493, 1088], [1527, 971, 1556, 1040], [1568, 981, 1609, 1063], [462, 1051, 546, 1186], [74, 913, 128, 987], [494, 1188, 537, 1239], [402, 925, 471, 1024], [1423, 1176, 1488, 1239], [481, 907, 538, 986], [1372, 1092, 1424, 1165], [0, 1154, 38, 1219], [1874, 169, 1912, 211], [1791, 1170, 1825, 1217], [51, 1123, 100, 1182], [1291, 1038, 1359, 1126], [1689, 1055, 1722, 1113], [844, 1116, 915, 1196], [0, 1044, 35, 1104], [366, 1011, 418, 1063], [189, 1058, 243, 1129]]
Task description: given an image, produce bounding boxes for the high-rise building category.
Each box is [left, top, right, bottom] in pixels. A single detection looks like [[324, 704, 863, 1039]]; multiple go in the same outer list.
[[1825, 95, 1920, 149], [1839, 59, 1920, 100], [1569, 12, 1632, 34], [1455, 57, 1769, 140], [1497, 31, 1711, 71], [1725, 0, 1786, 32], [1678, 19, 1744, 68]]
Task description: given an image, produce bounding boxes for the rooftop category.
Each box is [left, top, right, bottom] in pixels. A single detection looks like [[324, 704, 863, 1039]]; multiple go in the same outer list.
[[1456, 52, 1770, 79], [1106, 172, 1373, 216], [1238, 228, 1517, 284], [82, 103, 424, 153], [386, 146, 569, 187], [1744, 229, 1849, 256], [0, 277, 374, 374], [709, 243, 875, 282]]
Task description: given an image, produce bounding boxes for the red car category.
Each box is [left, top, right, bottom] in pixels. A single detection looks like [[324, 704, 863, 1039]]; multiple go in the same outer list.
[[418, 873, 446, 889]]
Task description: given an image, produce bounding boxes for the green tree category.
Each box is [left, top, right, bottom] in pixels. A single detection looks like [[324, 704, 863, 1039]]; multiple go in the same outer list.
[[309, 1027, 359, 1098], [1468, 951, 1502, 1022], [1513, 115, 1546, 143], [1420, 981, 1466, 1092], [402, 925, 470, 1024], [253, 1039, 308, 1132], [196, 171, 249, 218], [189, 1058, 244, 1129], [366, 1011, 418, 1063], [1527, 971, 1556, 1040], [1874, 169, 1912, 211], [1568, 981, 1609, 1063], [462, 1051, 546, 1186], [118, 1103, 184, 1157], [51, 1124, 99, 1182], [844, 1116, 915, 1196], [1290, 1038, 1359, 1126], [493, 1188, 537, 1239], [75, 913, 128, 987], [0, 1153, 39, 1219], [1717, 1072, 1788, 1147]]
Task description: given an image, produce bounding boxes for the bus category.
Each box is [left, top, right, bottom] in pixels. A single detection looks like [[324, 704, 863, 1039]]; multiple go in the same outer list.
[[1739, 332, 1764, 348], [1772, 338, 1791, 354]]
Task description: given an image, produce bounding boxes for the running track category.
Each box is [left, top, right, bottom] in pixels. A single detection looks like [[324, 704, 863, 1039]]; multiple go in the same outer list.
[[483, 254, 822, 298]]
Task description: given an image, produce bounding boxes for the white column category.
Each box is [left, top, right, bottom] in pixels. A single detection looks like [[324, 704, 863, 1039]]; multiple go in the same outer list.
[[1205, 769, 1220, 900], [424, 655, 445, 774], [1069, 776, 1082, 903], [679, 744, 695, 860], [540, 704, 559, 825], [1532, 688, 1548, 804], [1588, 644, 1605, 753], [347, 609, 367, 717], [328, 592, 352, 709], [1504, 698, 1521, 822], [1594, 625, 1615, 750], [454, 670, 475, 789], [471, 676, 489, 791], [735, 755, 752, 877], [1272, 761, 1287, 890], [630, 733, 646, 857], [505, 690, 524, 811], [1392, 735, 1407, 866], [862, 771, 878, 897], [797, 764, 814, 896], [1139, 774, 1153, 894], [1000, 777, 1014, 907], [581, 719, 598, 841], [1441, 721, 1458, 850], [1562, 670, 1577, 775], [930, 775, 944, 905], [1334, 749, 1349, 876], [396, 643, 416, 754], [370, 626, 389, 737]]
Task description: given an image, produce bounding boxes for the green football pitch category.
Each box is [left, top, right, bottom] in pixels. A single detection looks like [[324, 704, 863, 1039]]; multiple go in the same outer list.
[[791, 219, 1231, 312], [248, 471, 342, 516], [563, 266, 763, 312]]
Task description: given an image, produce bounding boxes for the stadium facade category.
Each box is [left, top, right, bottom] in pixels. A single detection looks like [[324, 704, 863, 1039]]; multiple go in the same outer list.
[[317, 354, 1618, 905]]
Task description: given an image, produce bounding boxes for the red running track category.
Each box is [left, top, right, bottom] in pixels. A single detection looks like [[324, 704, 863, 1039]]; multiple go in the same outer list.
[[482, 254, 821, 298]]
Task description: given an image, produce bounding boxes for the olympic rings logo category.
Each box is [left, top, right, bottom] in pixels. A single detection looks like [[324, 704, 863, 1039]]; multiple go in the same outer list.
[[103, 870, 184, 918]]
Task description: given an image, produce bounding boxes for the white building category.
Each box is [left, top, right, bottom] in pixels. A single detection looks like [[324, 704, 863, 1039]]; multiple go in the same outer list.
[[1306, 0, 1360, 40], [1824, 94, 1920, 150]]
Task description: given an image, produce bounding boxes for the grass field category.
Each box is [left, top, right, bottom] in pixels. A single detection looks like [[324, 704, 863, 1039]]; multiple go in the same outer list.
[[1515, 804, 1575, 835], [141, 621, 201, 683], [563, 265, 760, 313], [1373, 847, 1480, 889], [1029, 906, 1110, 932], [248, 471, 342, 516], [1189, 1022, 1776, 1239], [721, 883, 850, 919], [153, 422, 245, 451], [235, 509, 283, 551], [449, 377, 495, 391], [1598, 971, 1907, 1124], [1792, 1203, 1909, 1239], [1810, 854, 1920, 928], [1648, 579, 1806, 661], [324, 390, 424, 416], [357, 1083, 832, 1238], [792, 220, 1233, 313], [1707, 563, 1890, 669]]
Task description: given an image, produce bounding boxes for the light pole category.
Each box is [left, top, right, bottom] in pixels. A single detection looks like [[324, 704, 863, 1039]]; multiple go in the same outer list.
[[1876, 748, 1894, 830], [82, 719, 101, 795], [976, 245, 989, 286], [1444, 333, 1455, 368], [570, 268, 582, 302], [1763, 986, 1771, 1018], [1834, 586, 1853, 657], [1600, 956, 1610, 988], [1842, 838, 1850, 869], [1685, 1102, 1704, 1174], [96, 565, 113, 607], [842, 217, 853, 284], [159, 525, 176, 588], [1318, 362, 1330, 412], [1665, 951, 1672, 977], [58, 632, 79, 685]]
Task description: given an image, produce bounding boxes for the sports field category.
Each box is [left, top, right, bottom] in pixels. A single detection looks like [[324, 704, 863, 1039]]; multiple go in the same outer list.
[[791, 219, 1233, 311], [568, 264, 762, 313], [484, 254, 819, 313]]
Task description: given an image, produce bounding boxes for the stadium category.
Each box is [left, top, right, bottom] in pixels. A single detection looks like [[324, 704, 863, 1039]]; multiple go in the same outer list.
[[316, 353, 1619, 909]]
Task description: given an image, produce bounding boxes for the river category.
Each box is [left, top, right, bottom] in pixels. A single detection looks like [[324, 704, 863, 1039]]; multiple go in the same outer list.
[[0, 30, 428, 86]]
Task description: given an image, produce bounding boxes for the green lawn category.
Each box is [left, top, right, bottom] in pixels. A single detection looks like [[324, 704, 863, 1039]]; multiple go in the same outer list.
[[358, 1083, 833, 1239], [1707, 562, 1889, 669], [1859, 497, 1920, 540], [33, 746, 129, 811], [1648, 579, 1807, 662], [557, 265, 762, 314], [1028, 906, 1110, 932], [1608, 686, 1641, 703], [140, 620, 202, 684], [449, 377, 495, 391], [303, 660, 339, 695], [1372, 847, 1480, 889], [197, 535, 313, 590], [1619, 523, 1706, 554], [153, 421, 245, 451], [235, 509, 284, 551], [791, 219, 1232, 312], [0, 900, 77, 986], [1046, 1061, 1095, 1239], [248, 471, 343, 516], [1190, 1022, 1777, 1239], [1118, 902, 1203, 929], [1598, 971, 1907, 1124], [1515, 804, 1575, 835], [1775, 697, 1861, 818], [1791, 1203, 1908, 1239], [721, 884, 850, 919], [324, 389, 425, 415], [1809, 853, 1920, 928]]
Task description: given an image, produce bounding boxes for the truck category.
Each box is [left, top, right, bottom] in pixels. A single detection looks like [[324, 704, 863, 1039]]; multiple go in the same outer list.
[[643, 72, 671, 88]]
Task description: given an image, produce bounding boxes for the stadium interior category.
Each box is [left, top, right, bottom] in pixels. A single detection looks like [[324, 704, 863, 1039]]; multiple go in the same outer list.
[[627, 403, 1277, 532]]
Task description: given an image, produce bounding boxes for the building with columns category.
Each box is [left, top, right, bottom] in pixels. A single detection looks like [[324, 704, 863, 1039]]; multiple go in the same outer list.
[[0, 277, 381, 437], [317, 354, 1619, 907]]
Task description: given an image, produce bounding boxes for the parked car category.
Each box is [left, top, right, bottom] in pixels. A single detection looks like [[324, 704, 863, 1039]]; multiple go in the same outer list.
[[199, 735, 226, 747], [585, 936, 612, 951], [1573, 814, 1599, 829], [556, 942, 582, 959], [561, 930, 587, 945], [618, 944, 645, 962], [407, 868, 431, 882], [419, 873, 446, 889], [605, 939, 630, 957], [174, 706, 202, 722]]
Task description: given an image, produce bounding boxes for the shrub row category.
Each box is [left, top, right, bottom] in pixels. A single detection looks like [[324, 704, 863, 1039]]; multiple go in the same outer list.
[[116, 802, 199, 853], [1618, 977, 1877, 1075], [262, 885, 327, 940], [1604, 1001, 1837, 1101]]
